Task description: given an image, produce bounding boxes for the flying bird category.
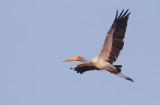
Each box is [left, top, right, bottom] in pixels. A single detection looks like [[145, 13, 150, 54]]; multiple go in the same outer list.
[[63, 9, 134, 82]]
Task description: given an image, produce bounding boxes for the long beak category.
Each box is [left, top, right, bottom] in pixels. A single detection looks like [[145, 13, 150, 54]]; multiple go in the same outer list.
[[63, 57, 77, 62]]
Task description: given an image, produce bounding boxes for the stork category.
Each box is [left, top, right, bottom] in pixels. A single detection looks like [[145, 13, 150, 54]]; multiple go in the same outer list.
[[63, 9, 134, 82]]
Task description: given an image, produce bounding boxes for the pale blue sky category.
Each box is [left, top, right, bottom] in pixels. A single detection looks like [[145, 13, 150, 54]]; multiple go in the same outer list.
[[0, 0, 160, 105]]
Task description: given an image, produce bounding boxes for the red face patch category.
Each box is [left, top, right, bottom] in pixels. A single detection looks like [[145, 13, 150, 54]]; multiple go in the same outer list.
[[77, 56, 81, 61]]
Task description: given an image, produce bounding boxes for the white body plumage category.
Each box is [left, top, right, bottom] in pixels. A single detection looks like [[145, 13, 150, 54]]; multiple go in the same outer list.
[[90, 56, 116, 72]]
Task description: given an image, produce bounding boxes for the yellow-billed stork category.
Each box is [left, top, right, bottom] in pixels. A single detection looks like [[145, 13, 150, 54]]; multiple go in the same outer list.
[[63, 9, 134, 82]]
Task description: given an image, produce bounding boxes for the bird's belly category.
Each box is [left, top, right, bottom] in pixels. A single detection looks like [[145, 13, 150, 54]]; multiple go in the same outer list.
[[95, 62, 116, 71], [91, 57, 116, 71]]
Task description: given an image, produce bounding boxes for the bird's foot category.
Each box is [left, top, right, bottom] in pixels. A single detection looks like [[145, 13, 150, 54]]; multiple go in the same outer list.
[[126, 77, 134, 82], [70, 67, 74, 70]]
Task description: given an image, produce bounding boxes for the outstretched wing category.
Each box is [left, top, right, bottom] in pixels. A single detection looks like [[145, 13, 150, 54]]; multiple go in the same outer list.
[[72, 63, 100, 74], [98, 9, 130, 64]]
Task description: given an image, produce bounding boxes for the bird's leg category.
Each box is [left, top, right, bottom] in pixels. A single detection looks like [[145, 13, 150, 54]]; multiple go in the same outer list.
[[70, 67, 74, 70], [117, 73, 134, 82]]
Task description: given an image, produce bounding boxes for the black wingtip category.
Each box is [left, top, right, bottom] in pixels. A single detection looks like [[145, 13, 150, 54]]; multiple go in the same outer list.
[[121, 9, 129, 18], [115, 9, 131, 20], [115, 10, 118, 19], [118, 9, 124, 19], [126, 12, 131, 17]]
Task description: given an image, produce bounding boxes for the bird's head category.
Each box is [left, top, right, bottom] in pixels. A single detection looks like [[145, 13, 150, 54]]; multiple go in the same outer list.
[[63, 56, 87, 62]]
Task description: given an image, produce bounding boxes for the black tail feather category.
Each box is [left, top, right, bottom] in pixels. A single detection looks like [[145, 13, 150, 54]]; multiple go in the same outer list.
[[114, 65, 122, 73]]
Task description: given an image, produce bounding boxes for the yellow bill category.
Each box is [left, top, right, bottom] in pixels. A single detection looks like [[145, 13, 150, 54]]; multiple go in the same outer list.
[[63, 56, 81, 62]]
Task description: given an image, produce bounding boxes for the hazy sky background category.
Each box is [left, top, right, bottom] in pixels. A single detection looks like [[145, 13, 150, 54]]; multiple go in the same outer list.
[[0, 0, 160, 105]]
